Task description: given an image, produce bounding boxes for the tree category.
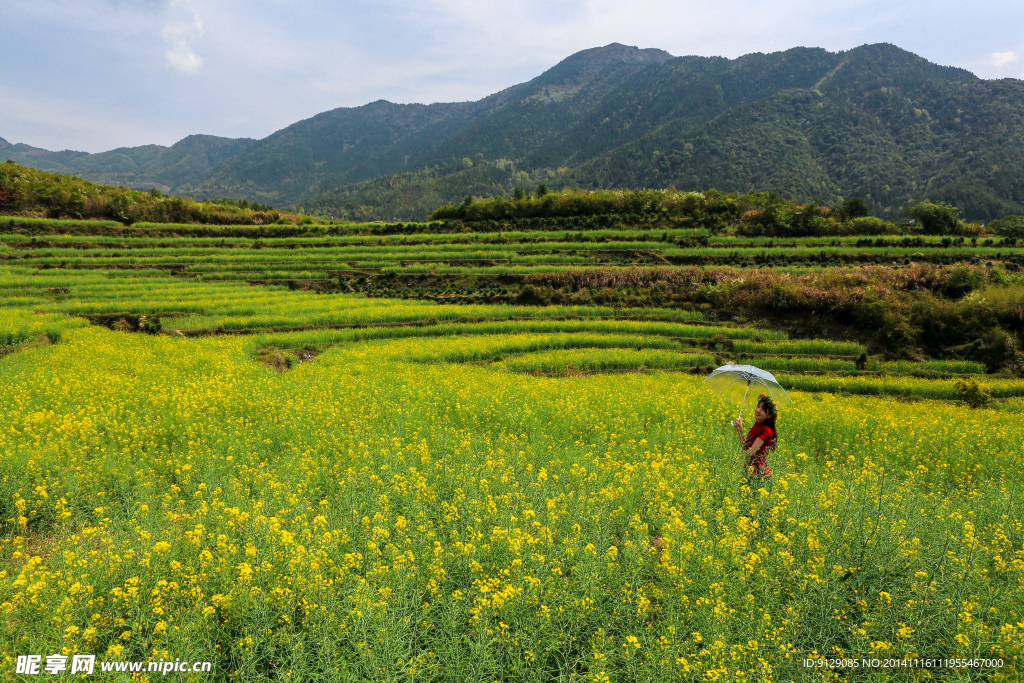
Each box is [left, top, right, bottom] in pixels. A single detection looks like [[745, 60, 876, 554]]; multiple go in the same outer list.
[[988, 215, 1024, 238], [535, 183, 550, 198], [512, 187, 526, 201], [838, 197, 870, 218], [905, 201, 961, 234], [109, 191, 139, 225]]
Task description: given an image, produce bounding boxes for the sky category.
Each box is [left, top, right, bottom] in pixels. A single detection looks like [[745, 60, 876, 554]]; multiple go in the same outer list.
[[2, 0, 1023, 153]]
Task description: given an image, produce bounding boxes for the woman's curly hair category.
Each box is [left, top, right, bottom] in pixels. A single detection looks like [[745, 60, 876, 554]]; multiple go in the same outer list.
[[757, 394, 778, 417]]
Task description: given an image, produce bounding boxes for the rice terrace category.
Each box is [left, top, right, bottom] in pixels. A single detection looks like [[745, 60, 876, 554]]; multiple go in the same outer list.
[[2, 168, 1023, 682]]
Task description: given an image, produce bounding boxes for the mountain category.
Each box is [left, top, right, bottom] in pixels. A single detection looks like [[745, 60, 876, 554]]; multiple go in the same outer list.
[[566, 44, 1024, 221], [186, 100, 474, 206], [296, 43, 1024, 222], [7, 43, 1024, 221], [185, 43, 675, 208], [0, 134, 255, 193]]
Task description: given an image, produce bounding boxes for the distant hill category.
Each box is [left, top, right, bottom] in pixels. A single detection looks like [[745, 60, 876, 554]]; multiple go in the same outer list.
[[187, 100, 474, 207], [0, 134, 255, 194], [6, 42, 1024, 221]]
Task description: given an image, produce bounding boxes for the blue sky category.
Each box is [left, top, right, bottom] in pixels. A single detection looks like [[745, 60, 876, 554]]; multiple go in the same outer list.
[[3, 0, 1023, 153]]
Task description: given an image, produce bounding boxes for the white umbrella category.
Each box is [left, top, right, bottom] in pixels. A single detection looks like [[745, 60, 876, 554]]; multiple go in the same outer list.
[[703, 364, 792, 420]]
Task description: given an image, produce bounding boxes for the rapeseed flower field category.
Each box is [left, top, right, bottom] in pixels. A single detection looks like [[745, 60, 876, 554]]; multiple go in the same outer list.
[[1, 317, 1021, 681], [1, 214, 1023, 681]]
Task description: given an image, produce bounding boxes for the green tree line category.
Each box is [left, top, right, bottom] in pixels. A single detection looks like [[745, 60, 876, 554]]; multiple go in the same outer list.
[[430, 187, 1014, 237]]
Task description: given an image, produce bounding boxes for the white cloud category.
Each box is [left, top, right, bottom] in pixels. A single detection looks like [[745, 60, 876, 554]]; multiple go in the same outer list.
[[161, 2, 204, 73], [990, 50, 1019, 67]]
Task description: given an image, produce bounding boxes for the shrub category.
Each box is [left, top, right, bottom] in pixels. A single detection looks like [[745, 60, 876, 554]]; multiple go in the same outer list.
[[139, 316, 162, 335], [0, 326, 30, 347], [849, 216, 890, 235], [955, 379, 992, 409], [255, 347, 294, 372], [944, 266, 987, 298], [955, 222, 985, 237]]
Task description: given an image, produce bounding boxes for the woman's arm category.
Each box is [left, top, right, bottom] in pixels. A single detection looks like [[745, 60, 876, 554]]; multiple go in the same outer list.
[[742, 437, 764, 456]]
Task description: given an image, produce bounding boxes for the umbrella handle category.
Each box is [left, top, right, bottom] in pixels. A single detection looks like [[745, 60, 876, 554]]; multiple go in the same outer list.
[[737, 380, 750, 422]]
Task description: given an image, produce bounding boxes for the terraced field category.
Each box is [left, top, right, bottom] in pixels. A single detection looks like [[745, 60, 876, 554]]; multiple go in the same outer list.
[[1, 212, 1022, 681], [0, 214, 1018, 399], [3, 219, 1017, 284]]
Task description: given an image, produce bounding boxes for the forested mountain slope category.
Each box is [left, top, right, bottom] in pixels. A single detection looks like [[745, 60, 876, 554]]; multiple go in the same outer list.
[[186, 44, 674, 207], [569, 44, 1024, 220], [6, 43, 1023, 221], [303, 43, 1024, 221]]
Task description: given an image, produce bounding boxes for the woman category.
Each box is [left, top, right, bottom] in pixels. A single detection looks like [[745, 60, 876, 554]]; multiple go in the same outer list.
[[731, 394, 778, 482]]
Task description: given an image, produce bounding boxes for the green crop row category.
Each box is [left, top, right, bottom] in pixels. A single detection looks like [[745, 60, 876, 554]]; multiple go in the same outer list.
[[398, 333, 685, 364], [662, 245, 1015, 259], [245, 319, 780, 357], [871, 359, 988, 375], [707, 235, 1017, 248], [739, 356, 987, 376], [11, 239, 1017, 261], [780, 373, 1024, 399], [0, 226, 709, 247], [495, 348, 716, 375], [733, 339, 867, 356], [168, 301, 713, 333]]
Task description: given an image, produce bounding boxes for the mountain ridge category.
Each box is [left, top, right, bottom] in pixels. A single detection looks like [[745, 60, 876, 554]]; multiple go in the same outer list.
[[5, 42, 1024, 221]]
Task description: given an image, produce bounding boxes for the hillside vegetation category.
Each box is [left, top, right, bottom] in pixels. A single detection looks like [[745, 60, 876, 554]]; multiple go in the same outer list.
[[0, 162, 317, 225], [429, 186, 994, 237]]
